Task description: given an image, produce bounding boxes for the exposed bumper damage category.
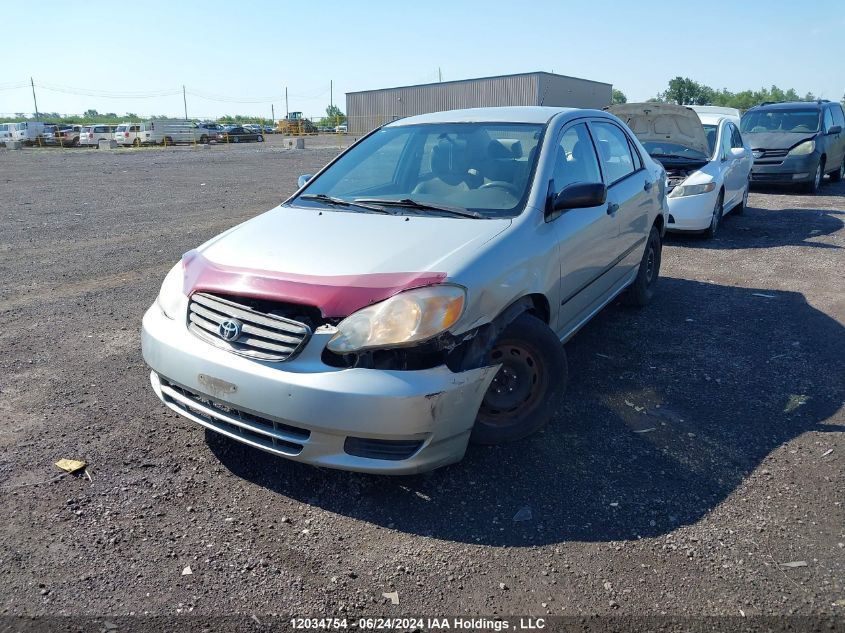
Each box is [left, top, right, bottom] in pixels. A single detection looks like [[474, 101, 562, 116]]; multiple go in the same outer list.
[[142, 304, 498, 474]]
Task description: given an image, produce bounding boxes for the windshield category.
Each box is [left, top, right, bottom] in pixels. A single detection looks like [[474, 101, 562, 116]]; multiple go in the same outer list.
[[741, 109, 820, 134], [292, 122, 545, 218], [641, 140, 708, 161]]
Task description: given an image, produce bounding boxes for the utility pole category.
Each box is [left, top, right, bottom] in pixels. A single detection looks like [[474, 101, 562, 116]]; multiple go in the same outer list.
[[330, 80, 333, 109], [271, 104, 275, 124], [285, 87, 288, 118], [182, 85, 188, 120], [30, 77, 39, 119], [438, 67, 442, 83]]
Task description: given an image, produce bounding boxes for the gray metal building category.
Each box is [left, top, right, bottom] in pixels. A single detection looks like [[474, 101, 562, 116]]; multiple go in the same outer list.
[[345, 71, 612, 135]]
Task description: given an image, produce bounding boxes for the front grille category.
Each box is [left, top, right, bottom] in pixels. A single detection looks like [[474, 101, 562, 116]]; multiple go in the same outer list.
[[188, 292, 311, 362], [159, 378, 310, 456], [753, 148, 788, 165], [344, 437, 424, 461]]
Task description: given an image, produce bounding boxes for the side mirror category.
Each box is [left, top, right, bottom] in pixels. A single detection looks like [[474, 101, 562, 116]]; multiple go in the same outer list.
[[827, 125, 842, 135], [297, 174, 314, 188], [730, 147, 747, 159], [552, 182, 607, 213]]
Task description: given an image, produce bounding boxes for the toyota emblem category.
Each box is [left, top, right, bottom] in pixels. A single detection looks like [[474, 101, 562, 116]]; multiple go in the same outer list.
[[218, 319, 242, 342]]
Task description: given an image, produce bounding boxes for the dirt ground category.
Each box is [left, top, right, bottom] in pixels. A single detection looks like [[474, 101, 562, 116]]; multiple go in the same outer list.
[[0, 137, 843, 627]]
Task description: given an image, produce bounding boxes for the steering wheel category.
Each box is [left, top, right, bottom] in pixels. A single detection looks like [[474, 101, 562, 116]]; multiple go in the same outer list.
[[480, 181, 519, 196]]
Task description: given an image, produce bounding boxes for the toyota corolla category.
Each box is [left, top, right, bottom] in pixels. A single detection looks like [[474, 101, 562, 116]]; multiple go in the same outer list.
[[142, 106, 668, 474]]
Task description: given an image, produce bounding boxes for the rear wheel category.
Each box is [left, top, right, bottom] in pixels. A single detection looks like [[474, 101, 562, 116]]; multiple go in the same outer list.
[[830, 158, 844, 183], [233, 136, 240, 143], [199, 135, 208, 144], [257, 135, 264, 142], [624, 226, 662, 307], [163, 136, 173, 146], [470, 313, 567, 445], [703, 190, 724, 239], [132, 137, 140, 147]]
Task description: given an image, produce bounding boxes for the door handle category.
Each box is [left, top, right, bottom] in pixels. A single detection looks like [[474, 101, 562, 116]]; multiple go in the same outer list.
[[607, 202, 619, 215], [643, 180, 653, 192]]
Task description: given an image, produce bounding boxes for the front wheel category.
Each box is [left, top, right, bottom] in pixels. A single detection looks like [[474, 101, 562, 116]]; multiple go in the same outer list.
[[470, 313, 567, 445], [624, 225, 662, 307], [199, 135, 208, 144], [830, 158, 844, 183], [257, 135, 264, 142], [804, 160, 824, 193], [703, 190, 724, 239]]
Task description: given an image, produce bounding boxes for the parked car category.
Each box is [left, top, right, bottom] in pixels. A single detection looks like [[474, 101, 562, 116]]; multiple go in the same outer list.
[[114, 123, 142, 146], [334, 123, 348, 133], [79, 124, 117, 147], [142, 106, 667, 474], [610, 103, 752, 237], [11, 121, 47, 145], [0, 122, 12, 146], [38, 125, 59, 145], [215, 125, 264, 143], [689, 105, 741, 126], [263, 125, 274, 134], [199, 122, 225, 135], [741, 100, 845, 193], [53, 124, 82, 146]]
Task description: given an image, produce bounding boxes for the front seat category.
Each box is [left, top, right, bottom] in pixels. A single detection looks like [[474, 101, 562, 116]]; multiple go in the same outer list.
[[413, 138, 471, 196]]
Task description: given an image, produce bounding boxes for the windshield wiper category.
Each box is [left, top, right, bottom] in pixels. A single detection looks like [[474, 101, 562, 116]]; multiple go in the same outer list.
[[354, 198, 484, 219], [298, 193, 392, 214]]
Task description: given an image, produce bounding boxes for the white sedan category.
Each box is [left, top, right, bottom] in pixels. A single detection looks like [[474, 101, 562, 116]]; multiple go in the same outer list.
[[610, 103, 752, 238]]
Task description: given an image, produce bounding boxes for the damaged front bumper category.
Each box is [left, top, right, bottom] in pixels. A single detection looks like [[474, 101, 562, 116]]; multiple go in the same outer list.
[[141, 304, 498, 474]]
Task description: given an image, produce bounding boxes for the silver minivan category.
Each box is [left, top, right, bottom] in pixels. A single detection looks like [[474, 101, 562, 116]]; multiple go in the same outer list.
[[142, 106, 668, 474]]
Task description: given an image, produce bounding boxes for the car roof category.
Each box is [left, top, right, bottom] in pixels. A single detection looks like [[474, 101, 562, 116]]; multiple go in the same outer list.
[[385, 106, 585, 127], [747, 101, 824, 112]]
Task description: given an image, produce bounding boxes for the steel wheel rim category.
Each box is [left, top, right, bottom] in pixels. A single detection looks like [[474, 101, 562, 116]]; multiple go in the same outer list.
[[814, 165, 822, 188], [479, 340, 547, 426], [711, 197, 721, 233]]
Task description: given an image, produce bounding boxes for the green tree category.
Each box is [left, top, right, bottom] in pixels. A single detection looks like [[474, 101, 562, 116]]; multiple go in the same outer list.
[[318, 104, 346, 128], [83, 109, 99, 118], [663, 77, 712, 105], [611, 89, 627, 104]]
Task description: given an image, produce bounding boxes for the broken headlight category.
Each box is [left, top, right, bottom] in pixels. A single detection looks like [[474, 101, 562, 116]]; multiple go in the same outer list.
[[326, 285, 466, 353]]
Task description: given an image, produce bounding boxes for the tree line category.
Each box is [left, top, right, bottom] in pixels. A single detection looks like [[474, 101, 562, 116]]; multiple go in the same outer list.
[[613, 77, 845, 111]]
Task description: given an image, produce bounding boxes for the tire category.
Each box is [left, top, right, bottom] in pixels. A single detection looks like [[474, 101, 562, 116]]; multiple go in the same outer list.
[[257, 135, 264, 142], [163, 136, 173, 146], [199, 135, 208, 144], [233, 136, 240, 143], [624, 225, 662, 307], [804, 159, 824, 193], [733, 179, 750, 215], [830, 158, 844, 183], [703, 190, 724, 239], [132, 137, 140, 147], [470, 313, 567, 445]]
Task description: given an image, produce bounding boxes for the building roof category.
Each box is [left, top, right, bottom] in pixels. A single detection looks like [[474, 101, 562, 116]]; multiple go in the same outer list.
[[347, 71, 612, 96]]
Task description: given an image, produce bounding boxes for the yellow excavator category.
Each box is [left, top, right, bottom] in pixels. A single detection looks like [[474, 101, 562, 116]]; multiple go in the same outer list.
[[276, 112, 317, 135]]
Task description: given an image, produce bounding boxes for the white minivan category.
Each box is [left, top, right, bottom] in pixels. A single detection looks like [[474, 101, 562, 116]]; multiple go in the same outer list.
[[114, 123, 142, 146], [0, 123, 12, 146], [79, 124, 117, 147]]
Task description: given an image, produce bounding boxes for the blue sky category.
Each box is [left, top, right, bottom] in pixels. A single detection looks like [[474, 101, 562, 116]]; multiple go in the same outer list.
[[1, 0, 842, 119]]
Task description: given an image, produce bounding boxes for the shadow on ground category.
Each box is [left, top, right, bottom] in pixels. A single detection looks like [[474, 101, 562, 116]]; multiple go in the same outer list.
[[208, 276, 844, 546]]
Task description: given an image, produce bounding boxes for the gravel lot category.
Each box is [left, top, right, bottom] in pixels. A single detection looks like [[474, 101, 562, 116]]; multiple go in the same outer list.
[[0, 137, 843, 625]]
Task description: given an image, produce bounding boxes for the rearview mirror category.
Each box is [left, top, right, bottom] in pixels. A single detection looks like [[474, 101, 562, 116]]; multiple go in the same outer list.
[[297, 174, 314, 188], [827, 125, 842, 135], [552, 182, 607, 212], [730, 147, 748, 159]]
